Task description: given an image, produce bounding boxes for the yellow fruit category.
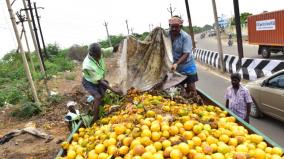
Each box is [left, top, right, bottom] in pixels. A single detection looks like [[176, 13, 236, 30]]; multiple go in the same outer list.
[[161, 147, 171, 157], [123, 137, 133, 146], [145, 145, 156, 153], [193, 124, 203, 134], [265, 147, 272, 154], [114, 125, 126, 135], [183, 131, 194, 140], [162, 140, 172, 149], [98, 153, 108, 159], [152, 153, 164, 159], [141, 129, 152, 138], [162, 125, 170, 131], [162, 106, 170, 112], [108, 138, 117, 146], [162, 130, 170, 138], [131, 140, 142, 149], [154, 142, 163, 151], [142, 151, 153, 159], [228, 138, 238, 147], [107, 145, 118, 155], [72, 133, 79, 141], [236, 144, 248, 153], [151, 123, 160, 132], [88, 150, 98, 159], [203, 124, 212, 132], [253, 149, 266, 159], [206, 136, 217, 145], [152, 132, 161, 141], [219, 135, 230, 144], [217, 143, 230, 154], [194, 153, 206, 159], [75, 146, 84, 155], [250, 134, 263, 144], [257, 142, 267, 150], [75, 155, 84, 159], [210, 144, 218, 152], [119, 146, 129, 155], [61, 141, 69, 150], [203, 145, 214, 155], [271, 147, 283, 156], [95, 144, 105, 154], [211, 153, 225, 159], [169, 126, 179, 136], [140, 136, 152, 146], [178, 142, 189, 155], [133, 145, 146, 156], [192, 136, 202, 146], [271, 155, 282, 159], [146, 111, 156, 117], [170, 149, 182, 159], [198, 132, 207, 141], [67, 150, 76, 159]]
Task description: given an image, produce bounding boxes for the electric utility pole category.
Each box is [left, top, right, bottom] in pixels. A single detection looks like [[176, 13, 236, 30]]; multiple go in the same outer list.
[[103, 21, 112, 47], [233, 0, 244, 69], [184, 0, 196, 49], [34, 2, 48, 59], [125, 20, 130, 35], [167, 4, 175, 17], [212, 0, 225, 73], [22, 0, 45, 74], [27, 0, 46, 70], [130, 27, 134, 34], [6, 0, 39, 103]]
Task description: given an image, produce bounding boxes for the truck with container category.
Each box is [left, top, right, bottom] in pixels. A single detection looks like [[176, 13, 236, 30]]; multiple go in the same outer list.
[[247, 10, 284, 58]]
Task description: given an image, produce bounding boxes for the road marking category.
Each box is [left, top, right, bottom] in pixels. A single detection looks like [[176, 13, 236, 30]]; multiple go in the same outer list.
[[197, 62, 230, 81]]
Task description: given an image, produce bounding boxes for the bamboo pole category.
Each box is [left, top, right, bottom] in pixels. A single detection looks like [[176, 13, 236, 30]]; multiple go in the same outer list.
[[6, 0, 39, 103]]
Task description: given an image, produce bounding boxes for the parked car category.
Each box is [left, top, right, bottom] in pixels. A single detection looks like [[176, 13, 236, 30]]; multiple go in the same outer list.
[[245, 70, 284, 122], [208, 30, 216, 37]]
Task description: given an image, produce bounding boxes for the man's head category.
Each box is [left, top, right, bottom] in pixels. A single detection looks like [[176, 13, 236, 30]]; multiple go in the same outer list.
[[231, 73, 241, 88], [89, 43, 101, 59], [169, 16, 183, 37]]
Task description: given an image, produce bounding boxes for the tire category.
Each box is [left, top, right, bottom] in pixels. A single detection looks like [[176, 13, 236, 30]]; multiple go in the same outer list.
[[260, 47, 271, 58], [250, 99, 263, 118]]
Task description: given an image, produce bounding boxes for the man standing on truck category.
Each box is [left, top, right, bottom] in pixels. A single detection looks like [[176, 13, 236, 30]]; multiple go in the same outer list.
[[225, 73, 253, 123], [82, 43, 121, 121], [168, 16, 198, 98]]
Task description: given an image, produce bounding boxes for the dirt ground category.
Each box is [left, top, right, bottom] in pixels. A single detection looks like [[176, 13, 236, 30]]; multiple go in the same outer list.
[[0, 56, 119, 159]]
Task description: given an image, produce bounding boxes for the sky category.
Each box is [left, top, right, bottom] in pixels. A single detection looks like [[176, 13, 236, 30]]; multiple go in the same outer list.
[[0, 0, 284, 58]]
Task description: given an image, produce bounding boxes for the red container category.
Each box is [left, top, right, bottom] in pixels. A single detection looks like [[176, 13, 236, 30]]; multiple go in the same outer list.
[[248, 10, 284, 46]]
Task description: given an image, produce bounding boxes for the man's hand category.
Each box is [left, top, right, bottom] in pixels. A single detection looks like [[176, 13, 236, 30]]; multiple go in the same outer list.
[[171, 63, 178, 71]]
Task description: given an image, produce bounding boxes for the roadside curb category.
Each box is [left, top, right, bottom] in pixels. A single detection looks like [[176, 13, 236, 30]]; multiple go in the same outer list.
[[193, 48, 284, 80]]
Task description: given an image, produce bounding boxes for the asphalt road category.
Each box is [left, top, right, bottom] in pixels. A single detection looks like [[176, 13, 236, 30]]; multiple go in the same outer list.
[[196, 35, 284, 60], [196, 64, 284, 147]]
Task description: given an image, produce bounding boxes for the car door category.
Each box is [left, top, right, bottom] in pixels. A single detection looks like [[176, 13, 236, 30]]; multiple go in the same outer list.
[[259, 73, 284, 120]]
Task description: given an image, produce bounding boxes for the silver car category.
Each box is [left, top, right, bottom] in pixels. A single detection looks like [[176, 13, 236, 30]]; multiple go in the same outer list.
[[245, 70, 284, 122]]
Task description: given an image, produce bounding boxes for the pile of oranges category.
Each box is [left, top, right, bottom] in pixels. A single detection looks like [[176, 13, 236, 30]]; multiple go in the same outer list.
[[60, 93, 283, 159]]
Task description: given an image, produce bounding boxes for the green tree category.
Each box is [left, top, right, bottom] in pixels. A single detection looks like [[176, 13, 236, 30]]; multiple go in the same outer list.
[[230, 12, 252, 25], [98, 34, 125, 48]]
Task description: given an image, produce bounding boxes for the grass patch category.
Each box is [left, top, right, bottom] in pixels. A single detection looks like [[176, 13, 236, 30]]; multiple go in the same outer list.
[[11, 102, 42, 119], [65, 72, 76, 80]]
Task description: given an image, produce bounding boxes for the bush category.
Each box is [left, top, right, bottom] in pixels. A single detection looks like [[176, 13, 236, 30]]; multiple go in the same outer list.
[[67, 44, 88, 62], [48, 94, 64, 105], [46, 43, 60, 56], [11, 102, 42, 119], [0, 85, 26, 107]]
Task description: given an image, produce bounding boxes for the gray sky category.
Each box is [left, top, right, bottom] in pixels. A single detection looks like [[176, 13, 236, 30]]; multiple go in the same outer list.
[[0, 0, 283, 58]]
